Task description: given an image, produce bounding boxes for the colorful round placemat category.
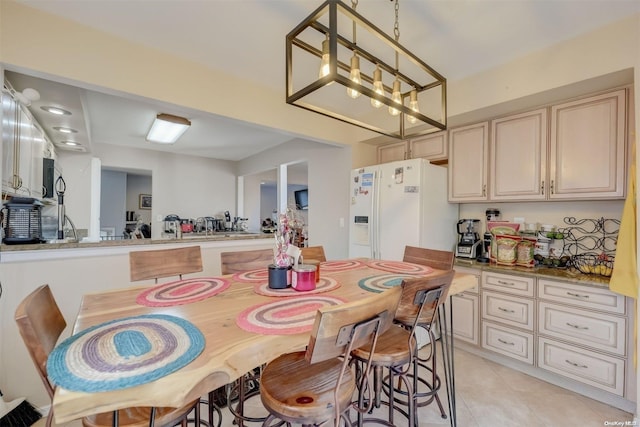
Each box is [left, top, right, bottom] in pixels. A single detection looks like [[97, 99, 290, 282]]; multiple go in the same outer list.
[[46, 314, 204, 393], [358, 274, 416, 293], [236, 295, 347, 335], [253, 276, 340, 297], [367, 260, 433, 275], [232, 268, 270, 283], [321, 259, 366, 272], [136, 277, 230, 307]]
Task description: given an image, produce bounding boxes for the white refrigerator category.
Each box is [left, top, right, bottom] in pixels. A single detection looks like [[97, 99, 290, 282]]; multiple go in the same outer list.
[[349, 158, 459, 260]]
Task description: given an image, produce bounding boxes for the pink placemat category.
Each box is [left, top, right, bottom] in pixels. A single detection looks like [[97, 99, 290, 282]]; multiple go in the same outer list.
[[367, 260, 433, 275], [236, 295, 347, 335], [253, 276, 340, 297], [232, 268, 269, 283], [321, 259, 367, 272], [136, 277, 230, 307]]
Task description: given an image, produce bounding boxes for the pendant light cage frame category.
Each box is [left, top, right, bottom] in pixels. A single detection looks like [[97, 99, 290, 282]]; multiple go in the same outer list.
[[286, 0, 447, 139]]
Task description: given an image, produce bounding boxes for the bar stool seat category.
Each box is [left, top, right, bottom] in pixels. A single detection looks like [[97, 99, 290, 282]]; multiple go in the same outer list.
[[350, 271, 455, 427]]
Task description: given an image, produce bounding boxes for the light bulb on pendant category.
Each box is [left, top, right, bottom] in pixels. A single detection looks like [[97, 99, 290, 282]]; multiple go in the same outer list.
[[407, 89, 419, 124], [347, 54, 361, 99], [370, 65, 384, 108], [389, 79, 401, 116], [318, 37, 331, 79]]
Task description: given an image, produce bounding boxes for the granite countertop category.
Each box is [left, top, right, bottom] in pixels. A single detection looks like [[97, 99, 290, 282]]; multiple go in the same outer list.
[[0, 232, 271, 251], [454, 258, 611, 289]]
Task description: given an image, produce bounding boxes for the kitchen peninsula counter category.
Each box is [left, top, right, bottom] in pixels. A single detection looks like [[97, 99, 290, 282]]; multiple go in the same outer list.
[[0, 233, 271, 252], [454, 258, 611, 289]]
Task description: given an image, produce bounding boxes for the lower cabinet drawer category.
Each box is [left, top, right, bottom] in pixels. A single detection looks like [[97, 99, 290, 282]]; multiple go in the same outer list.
[[482, 322, 534, 364], [482, 291, 534, 330], [539, 302, 626, 356], [538, 338, 624, 396]]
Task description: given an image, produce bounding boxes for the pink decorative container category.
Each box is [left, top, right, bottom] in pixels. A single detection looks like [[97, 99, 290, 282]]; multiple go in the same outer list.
[[291, 265, 316, 292]]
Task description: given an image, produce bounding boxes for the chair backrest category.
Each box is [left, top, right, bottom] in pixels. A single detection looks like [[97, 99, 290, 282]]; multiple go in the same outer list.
[[129, 245, 203, 282], [403, 246, 454, 271], [300, 246, 327, 262], [220, 248, 274, 275], [15, 284, 67, 401], [394, 270, 455, 328], [305, 286, 402, 365]]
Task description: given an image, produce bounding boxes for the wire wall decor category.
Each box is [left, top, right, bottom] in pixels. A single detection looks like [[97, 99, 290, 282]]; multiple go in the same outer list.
[[560, 217, 619, 276]]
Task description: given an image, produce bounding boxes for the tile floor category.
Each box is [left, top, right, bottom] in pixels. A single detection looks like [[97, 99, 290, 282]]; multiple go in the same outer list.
[[44, 347, 634, 427]]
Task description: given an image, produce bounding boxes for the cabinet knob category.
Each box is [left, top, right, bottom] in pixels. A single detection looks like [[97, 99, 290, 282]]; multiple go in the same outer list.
[[541, 180, 544, 195], [550, 180, 555, 194], [482, 184, 486, 197]]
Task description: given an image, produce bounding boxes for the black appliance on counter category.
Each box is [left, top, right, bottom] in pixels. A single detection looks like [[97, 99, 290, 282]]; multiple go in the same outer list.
[[1, 197, 44, 244]]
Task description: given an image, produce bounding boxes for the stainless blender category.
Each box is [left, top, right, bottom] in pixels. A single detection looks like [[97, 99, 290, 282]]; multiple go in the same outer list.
[[455, 219, 482, 258]]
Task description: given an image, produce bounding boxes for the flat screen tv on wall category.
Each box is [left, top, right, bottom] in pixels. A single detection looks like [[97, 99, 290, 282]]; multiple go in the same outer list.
[[294, 189, 308, 210]]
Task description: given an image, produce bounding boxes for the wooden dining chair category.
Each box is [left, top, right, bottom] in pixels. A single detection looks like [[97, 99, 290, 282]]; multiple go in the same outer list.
[[220, 248, 274, 275], [14, 284, 200, 427], [403, 245, 454, 271], [260, 286, 402, 427], [129, 245, 203, 283], [351, 270, 455, 426], [219, 248, 274, 426], [300, 245, 327, 262]]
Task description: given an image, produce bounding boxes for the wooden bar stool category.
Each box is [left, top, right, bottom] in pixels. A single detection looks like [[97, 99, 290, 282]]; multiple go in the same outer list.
[[350, 271, 455, 426], [14, 284, 200, 427], [259, 286, 402, 426], [129, 245, 203, 283], [220, 248, 274, 426]]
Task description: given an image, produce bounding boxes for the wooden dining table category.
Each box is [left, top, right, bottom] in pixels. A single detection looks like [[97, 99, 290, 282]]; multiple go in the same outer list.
[[52, 259, 475, 425]]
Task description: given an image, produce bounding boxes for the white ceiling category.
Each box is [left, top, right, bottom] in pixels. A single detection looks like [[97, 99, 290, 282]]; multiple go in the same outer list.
[[5, 0, 640, 161]]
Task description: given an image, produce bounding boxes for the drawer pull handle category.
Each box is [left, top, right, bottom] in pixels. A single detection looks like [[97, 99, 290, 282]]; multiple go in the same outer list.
[[566, 292, 589, 299], [497, 280, 515, 286], [565, 359, 588, 369], [566, 322, 589, 330], [498, 306, 515, 314], [497, 338, 515, 346]]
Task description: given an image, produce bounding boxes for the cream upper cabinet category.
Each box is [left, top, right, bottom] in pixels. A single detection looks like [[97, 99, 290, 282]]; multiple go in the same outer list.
[[409, 131, 448, 161], [376, 140, 407, 164], [549, 89, 626, 200], [448, 122, 489, 202], [490, 109, 547, 201]]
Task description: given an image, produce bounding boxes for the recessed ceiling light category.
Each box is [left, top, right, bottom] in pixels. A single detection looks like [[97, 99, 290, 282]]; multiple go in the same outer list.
[[53, 126, 77, 134], [41, 106, 71, 115], [62, 141, 79, 146]]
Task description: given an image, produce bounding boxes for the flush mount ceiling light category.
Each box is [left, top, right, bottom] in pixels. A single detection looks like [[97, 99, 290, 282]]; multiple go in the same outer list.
[[286, 0, 446, 139], [146, 113, 191, 144]]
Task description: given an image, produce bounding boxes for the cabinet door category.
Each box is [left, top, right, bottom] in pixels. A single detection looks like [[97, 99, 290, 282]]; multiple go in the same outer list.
[[490, 109, 547, 200], [2, 92, 18, 191], [448, 122, 489, 202], [448, 293, 479, 345], [377, 141, 407, 164], [29, 124, 45, 198], [409, 131, 447, 161], [549, 89, 626, 200]]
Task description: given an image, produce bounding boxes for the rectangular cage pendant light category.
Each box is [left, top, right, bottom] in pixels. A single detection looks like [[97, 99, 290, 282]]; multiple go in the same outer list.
[[286, 0, 446, 140]]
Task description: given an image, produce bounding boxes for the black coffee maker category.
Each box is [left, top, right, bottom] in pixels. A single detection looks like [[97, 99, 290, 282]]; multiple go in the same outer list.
[[477, 208, 501, 263]]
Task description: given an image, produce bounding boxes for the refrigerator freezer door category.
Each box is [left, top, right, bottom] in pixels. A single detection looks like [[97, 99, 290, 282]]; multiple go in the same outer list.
[[377, 159, 422, 260], [349, 167, 377, 258]]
